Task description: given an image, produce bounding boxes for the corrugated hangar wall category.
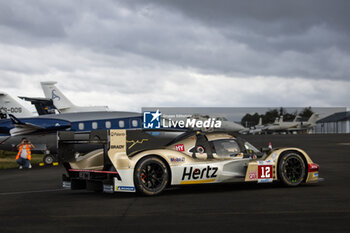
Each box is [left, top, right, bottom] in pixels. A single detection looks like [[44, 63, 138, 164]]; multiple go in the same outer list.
[[315, 120, 350, 134]]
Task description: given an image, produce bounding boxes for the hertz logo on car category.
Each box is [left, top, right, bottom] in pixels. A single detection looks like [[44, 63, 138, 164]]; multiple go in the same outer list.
[[180, 166, 218, 184]]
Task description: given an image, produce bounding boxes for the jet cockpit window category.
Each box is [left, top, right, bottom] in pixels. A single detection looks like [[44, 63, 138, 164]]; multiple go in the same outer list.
[[119, 120, 125, 128], [78, 123, 84, 130], [92, 122, 98, 129], [132, 120, 138, 127], [105, 121, 111, 129], [211, 139, 240, 158]]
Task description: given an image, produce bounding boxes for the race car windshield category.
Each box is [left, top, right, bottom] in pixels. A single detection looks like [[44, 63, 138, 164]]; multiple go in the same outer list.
[[212, 139, 240, 158], [244, 142, 260, 153]]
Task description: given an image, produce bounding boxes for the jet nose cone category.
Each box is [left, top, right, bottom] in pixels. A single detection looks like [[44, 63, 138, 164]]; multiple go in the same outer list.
[[238, 125, 247, 130]]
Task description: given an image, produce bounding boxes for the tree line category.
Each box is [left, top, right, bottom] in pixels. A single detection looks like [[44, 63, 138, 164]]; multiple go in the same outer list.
[[241, 107, 314, 128]]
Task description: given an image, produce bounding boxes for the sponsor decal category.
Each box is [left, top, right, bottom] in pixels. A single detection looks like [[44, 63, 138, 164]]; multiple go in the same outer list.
[[143, 110, 161, 129], [313, 172, 319, 178], [258, 178, 273, 183], [126, 139, 149, 149], [181, 166, 218, 180], [175, 144, 185, 151], [258, 161, 274, 165], [116, 186, 135, 192], [248, 172, 257, 180], [258, 165, 273, 179], [170, 157, 185, 162], [110, 131, 126, 137], [111, 145, 125, 149], [272, 153, 277, 162]]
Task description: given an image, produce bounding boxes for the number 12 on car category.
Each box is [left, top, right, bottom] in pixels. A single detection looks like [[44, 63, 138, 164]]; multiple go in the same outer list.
[[258, 165, 273, 179]]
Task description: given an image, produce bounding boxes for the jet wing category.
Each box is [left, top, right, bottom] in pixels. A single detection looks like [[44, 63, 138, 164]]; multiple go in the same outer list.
[[8, 114, 45, 136], [9, 125, 44, 136], [8, 114, 71, 136]]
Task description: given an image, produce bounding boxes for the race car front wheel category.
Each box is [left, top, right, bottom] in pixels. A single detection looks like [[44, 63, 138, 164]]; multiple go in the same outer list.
[[134, 156, 169, 196], [278, 152, 306, 186]]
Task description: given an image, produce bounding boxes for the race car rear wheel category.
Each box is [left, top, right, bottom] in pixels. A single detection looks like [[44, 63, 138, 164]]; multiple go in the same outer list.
[[134, 156, 169, 196], [278, 152, 306, 186]]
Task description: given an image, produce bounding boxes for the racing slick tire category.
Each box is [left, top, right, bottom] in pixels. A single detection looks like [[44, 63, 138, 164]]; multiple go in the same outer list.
[[43, 154, 55, 165], [134, 156, 169, 196], [278, 152, 306, 186]]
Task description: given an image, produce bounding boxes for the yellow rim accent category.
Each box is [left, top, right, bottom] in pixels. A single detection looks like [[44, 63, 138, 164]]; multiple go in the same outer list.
[[53, 162, 59, 166], [39, 163, 44, 166], [180, 179, 216, 185]]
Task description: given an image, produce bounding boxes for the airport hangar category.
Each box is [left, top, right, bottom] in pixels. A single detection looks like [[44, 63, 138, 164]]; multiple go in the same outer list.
[[315, 111, 350, 134]]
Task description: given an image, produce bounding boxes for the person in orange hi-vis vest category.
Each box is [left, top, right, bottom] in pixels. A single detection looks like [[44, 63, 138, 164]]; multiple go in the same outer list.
[[16, 138, 35, 169]]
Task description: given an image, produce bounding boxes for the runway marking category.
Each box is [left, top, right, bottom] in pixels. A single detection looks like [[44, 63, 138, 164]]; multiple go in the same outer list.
[[0, 189, 69, 196]]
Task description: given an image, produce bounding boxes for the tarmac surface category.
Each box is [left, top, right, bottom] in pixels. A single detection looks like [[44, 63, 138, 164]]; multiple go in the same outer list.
[[0, 134, 350, 233]]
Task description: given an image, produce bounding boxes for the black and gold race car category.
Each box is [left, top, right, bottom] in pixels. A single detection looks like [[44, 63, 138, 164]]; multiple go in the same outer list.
[[60, 129, 321, 195]]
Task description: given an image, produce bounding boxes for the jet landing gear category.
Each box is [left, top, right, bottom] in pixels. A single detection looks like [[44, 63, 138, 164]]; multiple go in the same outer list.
[[43, 150, 58, 165], [43, 154, 55, 165]]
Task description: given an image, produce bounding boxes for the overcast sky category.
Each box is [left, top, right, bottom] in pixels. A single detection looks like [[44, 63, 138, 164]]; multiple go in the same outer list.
[[0, 0, 349, 112]]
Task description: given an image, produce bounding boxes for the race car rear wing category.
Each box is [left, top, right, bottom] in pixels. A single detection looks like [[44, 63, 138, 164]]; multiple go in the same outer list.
[[58, 129, 189, 164], [58, 130, 113, 170]]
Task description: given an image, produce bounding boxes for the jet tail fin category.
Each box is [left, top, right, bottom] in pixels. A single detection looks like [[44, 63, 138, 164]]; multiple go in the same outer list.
[[293, 115, 301, 122], [279, 116, 283, 123], [307, 113, 319, 126], [41, 81, 75, 111], [258, 117, 262, 126], [0, 92, 33, 117], [41, 81, 109, 113]]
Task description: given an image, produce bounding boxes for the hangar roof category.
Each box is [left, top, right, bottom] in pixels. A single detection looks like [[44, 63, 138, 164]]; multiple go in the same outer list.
[[317, 111, 350, 123]]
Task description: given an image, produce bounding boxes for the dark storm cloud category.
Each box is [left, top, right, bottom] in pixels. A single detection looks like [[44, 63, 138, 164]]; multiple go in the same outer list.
[[0, 1, 71, 43], [145, 0, 350, 36], [0, 0, 349, 109], [123, 0, 350, 80], [1, 0, 349, 81]]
